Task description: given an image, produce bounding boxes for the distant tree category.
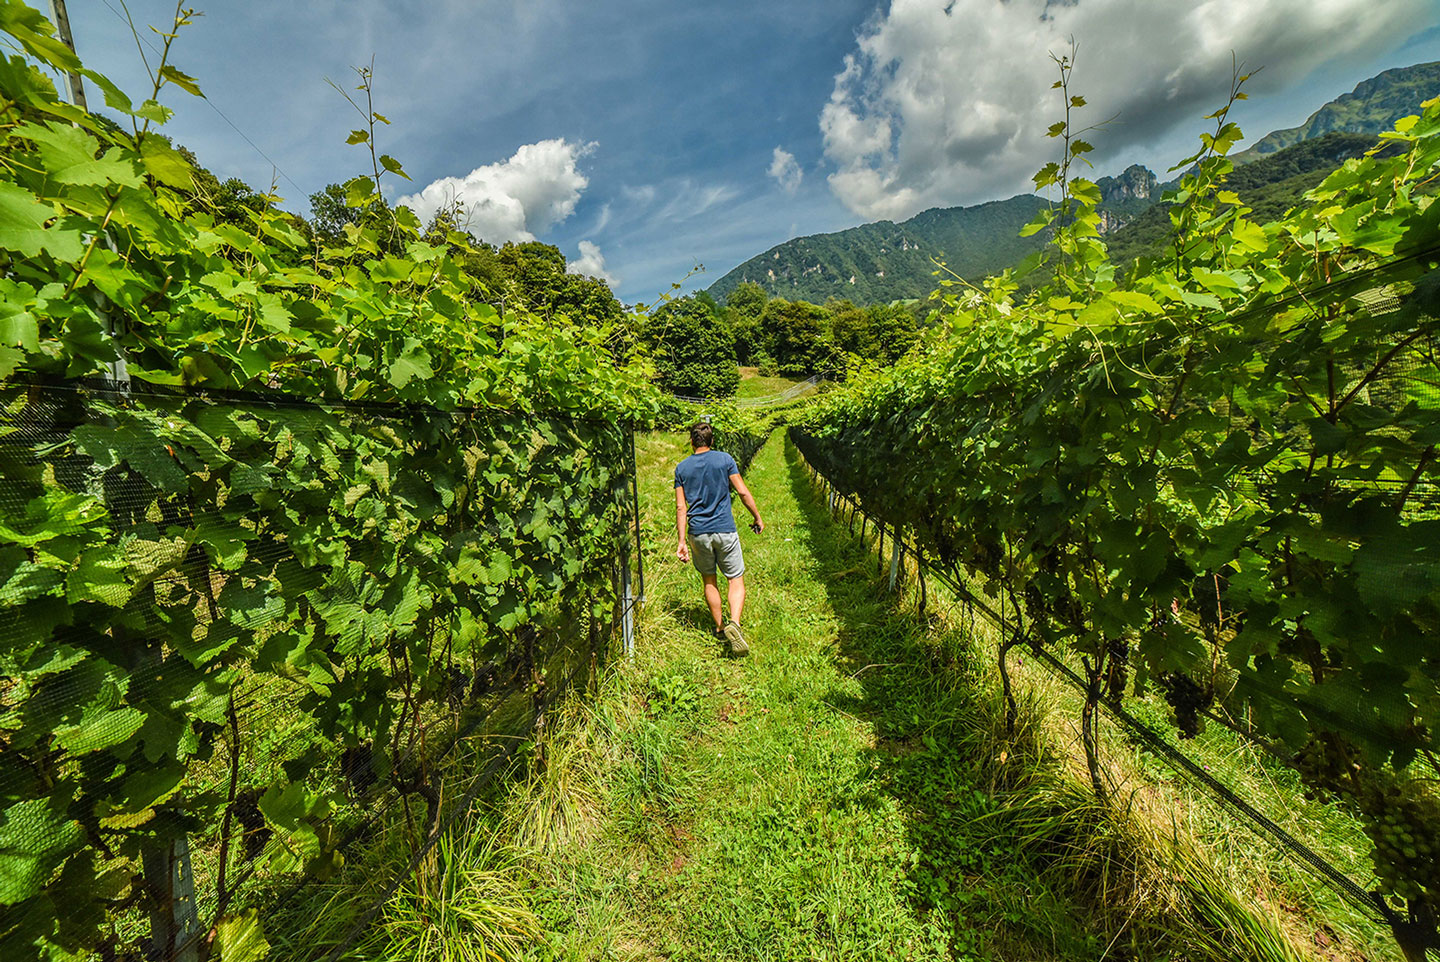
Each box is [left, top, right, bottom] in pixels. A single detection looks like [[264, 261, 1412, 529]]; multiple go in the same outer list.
[[498, 241, 567, 299], [308, 180, 407, 255], [174, 144, 274, 228], [693, 290, 722, 316], [867, 302, 920, 362], [725, 281, 768, 364], [826, 299, 875, 359], [726, 281, 769, 319], [497, 241, 627, 328], [308, 182, 352, 247], [419, 209, 509, 304], [645, 296, 739, 398], [488, 241, 638, 360], [760, 298, 833, 376]]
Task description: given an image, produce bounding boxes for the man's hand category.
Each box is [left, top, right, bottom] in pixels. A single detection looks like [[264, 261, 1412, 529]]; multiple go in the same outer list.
[[730, 473, 763, 538], [677, 541, 691, 563]]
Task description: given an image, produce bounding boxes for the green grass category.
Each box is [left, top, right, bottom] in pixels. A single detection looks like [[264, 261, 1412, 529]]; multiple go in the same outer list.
[[733, 367, 804, 400]]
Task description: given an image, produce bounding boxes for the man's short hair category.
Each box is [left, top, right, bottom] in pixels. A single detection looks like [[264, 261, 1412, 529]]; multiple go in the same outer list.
[[689, 422, 714, 448]]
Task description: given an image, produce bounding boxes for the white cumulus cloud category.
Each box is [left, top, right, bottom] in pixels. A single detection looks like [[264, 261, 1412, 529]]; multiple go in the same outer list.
[[769, 147, 803, 193], [397, 138, 593, 243], [821, 0, 1431, 221], [568, 240, 617, 286]]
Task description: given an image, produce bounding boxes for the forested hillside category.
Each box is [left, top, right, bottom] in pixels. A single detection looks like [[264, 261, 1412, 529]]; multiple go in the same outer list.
[[706, 194, 1048, 305], [1235, 60, 1440, 158]]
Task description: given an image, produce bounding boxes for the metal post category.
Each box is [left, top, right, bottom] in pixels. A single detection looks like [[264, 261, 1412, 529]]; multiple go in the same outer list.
[[46, 1, 129, 386], [627, 425, 644, 605], [143, 836, 199, 962], [918, 550, 927, 620], [889, 538, 902, 593], [620, 555, 634, 659]]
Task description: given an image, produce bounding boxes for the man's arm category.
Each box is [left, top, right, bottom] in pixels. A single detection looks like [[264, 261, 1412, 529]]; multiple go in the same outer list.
[[729, 473, 763, 532], [675, 485, 691, 561]]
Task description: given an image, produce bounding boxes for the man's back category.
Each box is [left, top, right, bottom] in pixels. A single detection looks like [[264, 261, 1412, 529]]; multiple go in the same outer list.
[[675, 449, 738, 534]]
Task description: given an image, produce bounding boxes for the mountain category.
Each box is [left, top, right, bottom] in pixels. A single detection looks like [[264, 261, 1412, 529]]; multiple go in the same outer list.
[[707, 164, 1159, 305], [1095, 164, 1161, 230], [707, 177, 1170, 305], [709, 61, 1438, 307], [1234, 61, 1440, 161], [706, 195, 1046, 305]]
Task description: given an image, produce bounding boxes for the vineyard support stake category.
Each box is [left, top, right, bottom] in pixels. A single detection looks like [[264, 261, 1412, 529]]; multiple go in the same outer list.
[[621, 556, 634, 659], [142, 836, 199, 962], [628, 424, 645, 605]]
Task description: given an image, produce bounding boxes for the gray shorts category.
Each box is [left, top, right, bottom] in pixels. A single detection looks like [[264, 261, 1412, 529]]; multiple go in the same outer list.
[[689, 531, 745, 579]]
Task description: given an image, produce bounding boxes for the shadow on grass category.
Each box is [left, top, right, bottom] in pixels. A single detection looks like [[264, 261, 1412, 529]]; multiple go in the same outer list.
[[657, 590, 720, 636], [778, 438, 1252, 962]]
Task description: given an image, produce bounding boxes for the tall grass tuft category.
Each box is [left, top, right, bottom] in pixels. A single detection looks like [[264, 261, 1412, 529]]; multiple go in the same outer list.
[[365, 824, 541, 962], [502, 698, 605, 855]]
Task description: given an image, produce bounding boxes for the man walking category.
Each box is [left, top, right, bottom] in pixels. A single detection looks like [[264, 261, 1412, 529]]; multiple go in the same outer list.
[[675, 422, 764, 656]]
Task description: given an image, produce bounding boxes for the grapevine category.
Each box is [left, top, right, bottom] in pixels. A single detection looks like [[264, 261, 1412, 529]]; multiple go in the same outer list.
[[790, 59, 1440, 956], [0, 6, 660, 960]]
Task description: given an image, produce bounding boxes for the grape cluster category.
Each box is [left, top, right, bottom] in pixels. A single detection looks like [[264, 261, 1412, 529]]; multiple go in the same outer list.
[[340, 743, 376, 795], [975, 538, 1003, 577], [1159, 671, 1213, 739], [1105, 637, 1130, 700], [444, 666, 468, 708], [1294, 740, 1440, 904], [233, 788, 270, 863], [1194, 574, 1222, 630], [1290, 738, 1344, 804], [1362, 784, 1439, 902], [469, 663, 496, 699], [1056, 589, 1085, 629], [1024, 583, 1045, 626]]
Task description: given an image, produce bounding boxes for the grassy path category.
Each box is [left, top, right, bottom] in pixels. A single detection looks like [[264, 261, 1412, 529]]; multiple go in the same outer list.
[[527, 433, 1138, 961], [517, 428, 1390, 962], [621, 430, 950, 958]]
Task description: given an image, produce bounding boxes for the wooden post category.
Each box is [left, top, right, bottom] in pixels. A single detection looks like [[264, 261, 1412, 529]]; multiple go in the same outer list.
[[47, 1, 88, 110]]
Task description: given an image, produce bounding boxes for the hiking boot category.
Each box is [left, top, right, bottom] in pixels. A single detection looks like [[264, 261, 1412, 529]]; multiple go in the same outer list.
[[723, 621, 749, 657]]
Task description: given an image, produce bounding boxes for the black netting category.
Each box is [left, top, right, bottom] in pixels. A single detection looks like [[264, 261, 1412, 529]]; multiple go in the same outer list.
[[0, 379, 643, 961], [789, 253, 1440, 948]]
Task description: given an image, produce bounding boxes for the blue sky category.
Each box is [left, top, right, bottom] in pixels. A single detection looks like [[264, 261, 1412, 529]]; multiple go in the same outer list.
[[64, 0, 1440, 304]]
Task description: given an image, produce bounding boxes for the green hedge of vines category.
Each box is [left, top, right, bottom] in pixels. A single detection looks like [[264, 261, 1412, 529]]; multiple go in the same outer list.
[[795, 67, 1440, 943], [0, 4, 658, 958]]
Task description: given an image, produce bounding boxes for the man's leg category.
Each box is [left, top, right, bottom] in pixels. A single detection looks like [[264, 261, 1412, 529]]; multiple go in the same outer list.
[[727, 574, 745, 626], [701, 574, 724, 631]]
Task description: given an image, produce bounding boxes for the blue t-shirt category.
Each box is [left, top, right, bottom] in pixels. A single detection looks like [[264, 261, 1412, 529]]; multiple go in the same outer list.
[[675, 449, 739, 534]]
